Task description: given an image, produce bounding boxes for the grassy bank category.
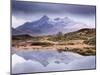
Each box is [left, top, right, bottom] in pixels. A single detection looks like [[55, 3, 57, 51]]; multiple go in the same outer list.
[[12, 28, 96, 56]]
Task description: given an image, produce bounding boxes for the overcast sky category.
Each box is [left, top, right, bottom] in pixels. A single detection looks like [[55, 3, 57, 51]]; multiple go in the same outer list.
[[12, 0, 96, 28]]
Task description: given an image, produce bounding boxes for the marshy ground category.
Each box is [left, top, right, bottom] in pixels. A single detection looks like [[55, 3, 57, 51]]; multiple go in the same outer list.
[[12, 28, 96, 56]]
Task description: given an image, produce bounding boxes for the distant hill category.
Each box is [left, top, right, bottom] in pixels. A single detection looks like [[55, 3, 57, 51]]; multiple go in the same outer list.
[[12, 27, 25, 35], [64, 28, 96, 40], [12, 34, 32, 40], [12, 27, 20, 35]]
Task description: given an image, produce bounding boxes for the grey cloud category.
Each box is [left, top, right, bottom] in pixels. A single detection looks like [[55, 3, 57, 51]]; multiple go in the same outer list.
[[12, 0, 96, 16]]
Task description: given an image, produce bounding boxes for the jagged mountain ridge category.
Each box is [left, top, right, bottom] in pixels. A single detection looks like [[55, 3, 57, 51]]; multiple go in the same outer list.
[[12, 15, 90, 35]]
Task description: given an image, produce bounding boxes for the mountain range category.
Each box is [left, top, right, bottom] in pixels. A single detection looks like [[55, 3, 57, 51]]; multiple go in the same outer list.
[[12, 15, 90, 36]]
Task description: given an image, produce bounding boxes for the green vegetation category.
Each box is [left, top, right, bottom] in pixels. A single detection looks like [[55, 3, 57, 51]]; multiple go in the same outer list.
[[47, 32, 65, 42], [12, 28, 96, 43], [64, 28, 95, 40], [31, 41, 54, 46], [47, 28, 96, 41], [12, 28, 96, 56], [12, 34, 32, 40], [57, 47, 96, 56], [84, 37, 96, 45]]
